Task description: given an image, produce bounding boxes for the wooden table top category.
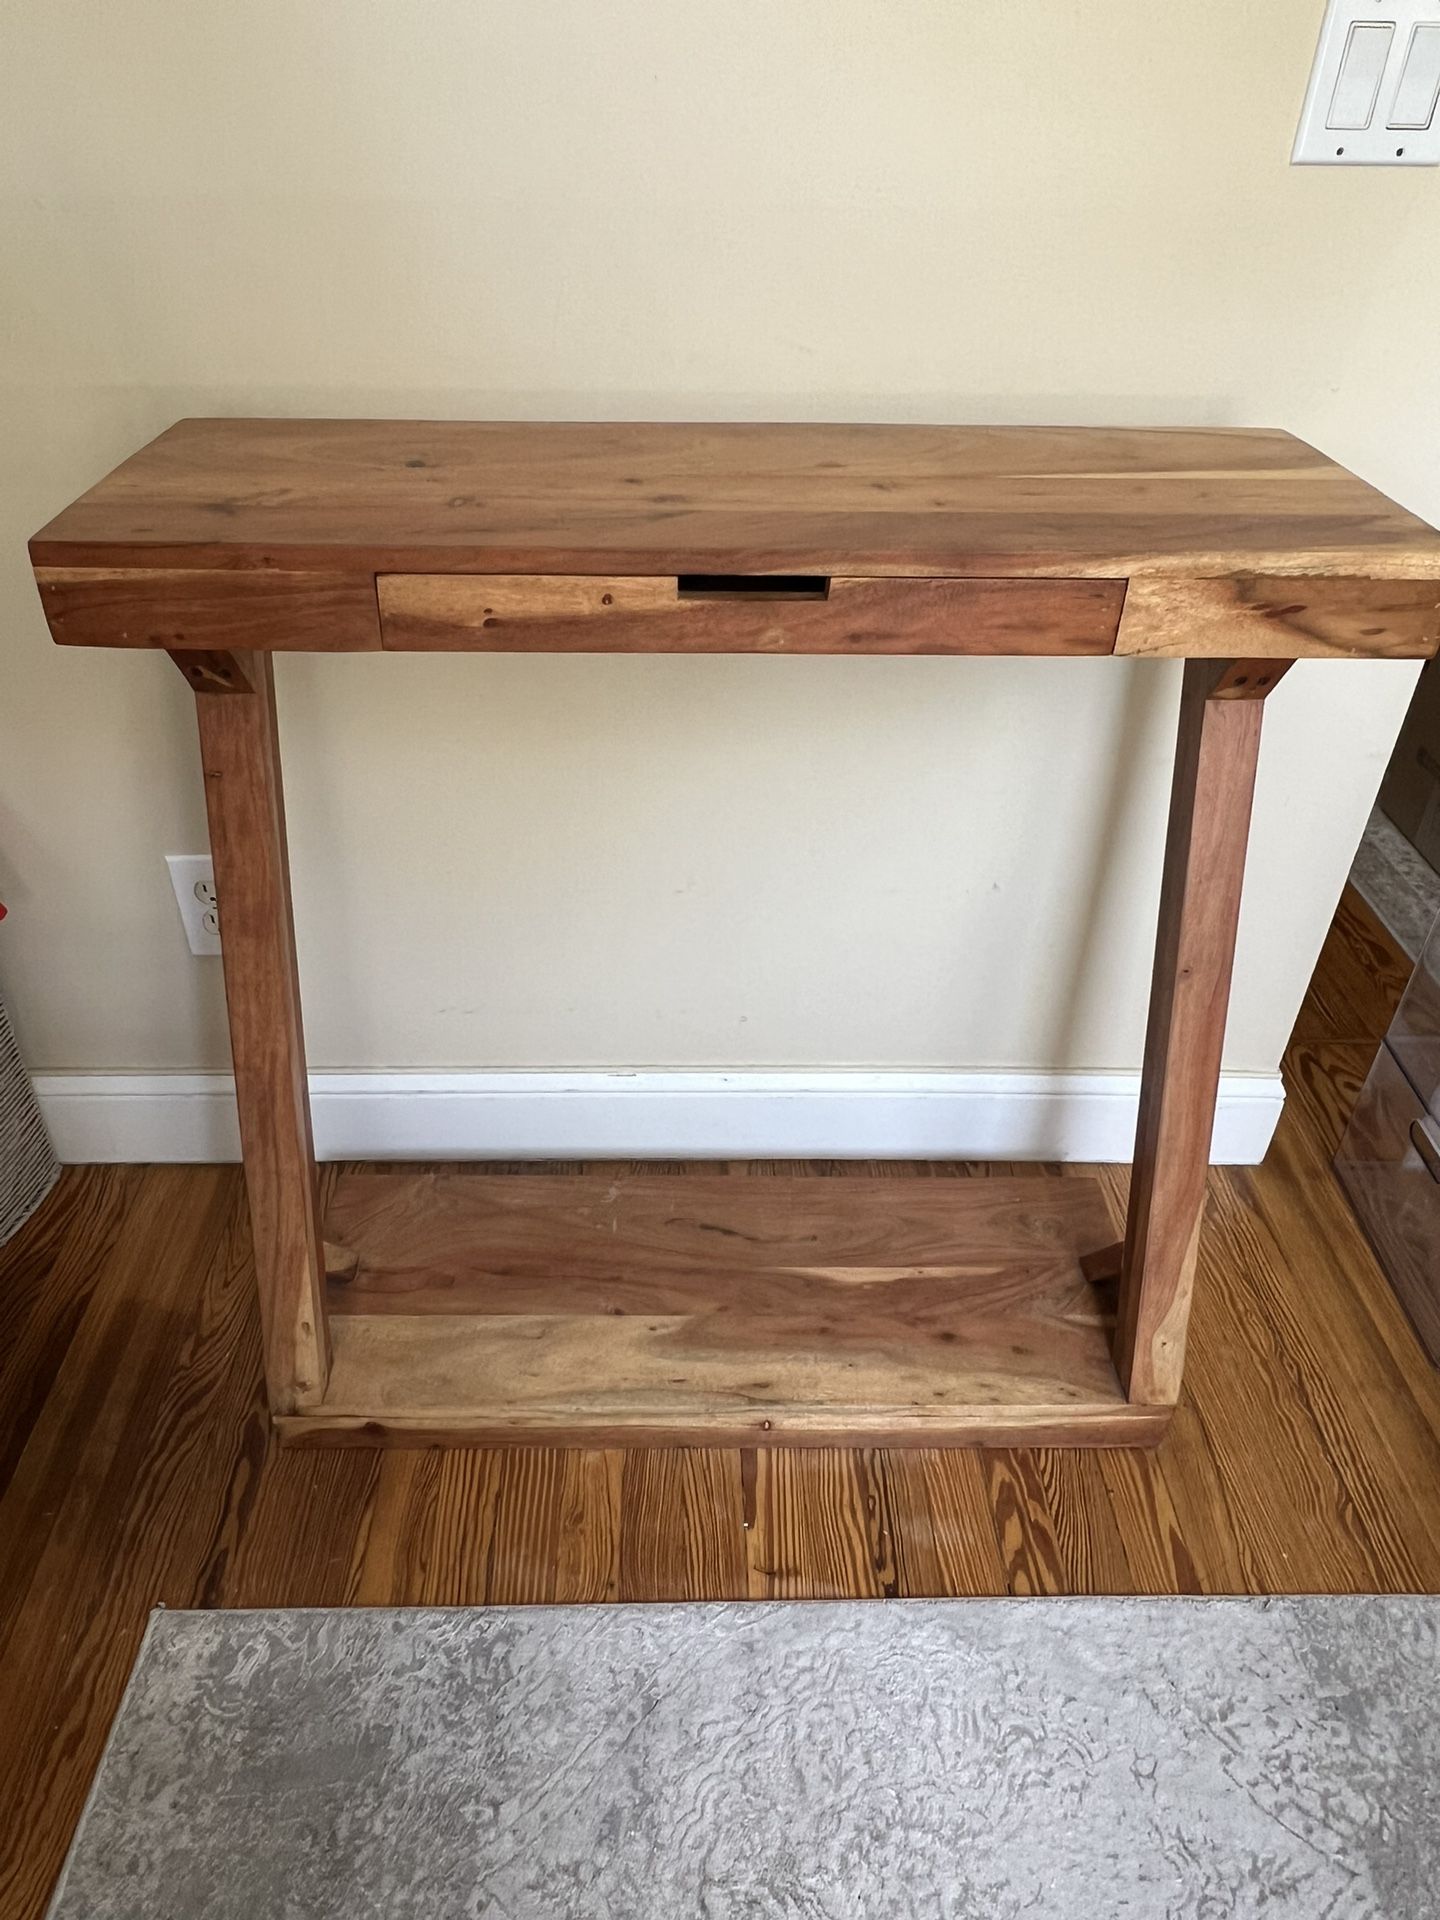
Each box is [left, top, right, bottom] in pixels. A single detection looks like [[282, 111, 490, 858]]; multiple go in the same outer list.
[[30, 418, 1440, 580]]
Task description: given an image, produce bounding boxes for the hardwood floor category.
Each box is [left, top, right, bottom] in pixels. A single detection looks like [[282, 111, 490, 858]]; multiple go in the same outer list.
[[1, 886, 1436, 1916]]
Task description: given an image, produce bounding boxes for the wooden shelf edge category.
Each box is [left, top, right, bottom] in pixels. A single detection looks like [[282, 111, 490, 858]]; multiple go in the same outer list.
[[274, 1402, 1172, 1451]]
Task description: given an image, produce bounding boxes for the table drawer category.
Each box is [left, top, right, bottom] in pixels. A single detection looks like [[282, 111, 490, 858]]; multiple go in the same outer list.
[[1335, 1042, 1440, 1364], [377, 575, 1125, 655]]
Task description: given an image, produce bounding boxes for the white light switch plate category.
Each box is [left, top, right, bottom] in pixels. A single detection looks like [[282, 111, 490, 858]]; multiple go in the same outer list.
[[1294, 0, 1440, 163]]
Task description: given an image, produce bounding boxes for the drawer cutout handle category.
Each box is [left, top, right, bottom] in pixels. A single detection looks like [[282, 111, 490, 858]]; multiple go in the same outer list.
[[1410, 1116, 1440, 1184], [676, 575, 830, 600]]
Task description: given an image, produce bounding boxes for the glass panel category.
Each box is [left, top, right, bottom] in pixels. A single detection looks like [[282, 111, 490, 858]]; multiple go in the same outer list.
[[1390, 902, 1440, 1117]]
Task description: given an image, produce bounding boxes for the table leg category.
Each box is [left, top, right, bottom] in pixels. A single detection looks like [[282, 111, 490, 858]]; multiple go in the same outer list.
[[1115, 657, 1291, 1406], [185, 650, 330, 1414]]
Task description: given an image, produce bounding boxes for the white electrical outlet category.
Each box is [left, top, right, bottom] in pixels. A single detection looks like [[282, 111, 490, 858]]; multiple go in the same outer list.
[[166, 854, 222, 955], [1294, 0, 1440, 164]]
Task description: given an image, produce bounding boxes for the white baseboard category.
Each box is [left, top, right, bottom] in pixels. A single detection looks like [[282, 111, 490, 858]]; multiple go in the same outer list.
[[32, 1068, 1285, 1166]]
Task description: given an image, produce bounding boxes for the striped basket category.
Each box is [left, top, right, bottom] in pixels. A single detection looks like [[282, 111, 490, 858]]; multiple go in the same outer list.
[[1, 991, 58, 1244]]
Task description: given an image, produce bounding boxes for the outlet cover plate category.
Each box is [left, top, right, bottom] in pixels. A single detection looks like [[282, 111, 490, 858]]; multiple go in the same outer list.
[[1294, 0, 1440, 164], [166, 854, 221, 955]]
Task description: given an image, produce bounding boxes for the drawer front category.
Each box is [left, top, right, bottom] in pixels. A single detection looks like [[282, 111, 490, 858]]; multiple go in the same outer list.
[[35, 568, 382, 651], [1335, 1042, 1440, 1363], [377, 575, 1126, 655]]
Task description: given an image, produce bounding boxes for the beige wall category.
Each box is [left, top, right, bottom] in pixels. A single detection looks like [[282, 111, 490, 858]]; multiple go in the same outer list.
[[0, 0, 1434, 1076]]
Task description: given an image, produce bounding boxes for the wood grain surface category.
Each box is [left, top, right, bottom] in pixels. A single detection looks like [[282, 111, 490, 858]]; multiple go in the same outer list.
[[166, 648, 256, 694], [1116, 662, 1268, 1403], [377, 573, 1125, 654], [192, 655, 330, 1412], [35, 567, 381, 651], [2, 894, 1439, 1920], [323, 1168, 1119, 1305], [30, 420, 1440, 586], [298, 1171, 1139, 1446], [1115, 572, 1440, 659]]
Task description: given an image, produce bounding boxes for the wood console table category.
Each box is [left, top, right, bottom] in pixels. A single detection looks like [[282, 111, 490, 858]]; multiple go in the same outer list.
[[30, 422, 1440, 1448]]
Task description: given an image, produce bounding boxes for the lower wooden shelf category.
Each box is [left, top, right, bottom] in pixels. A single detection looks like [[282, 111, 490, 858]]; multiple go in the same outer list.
[[277, 1170, 1167, 1448]]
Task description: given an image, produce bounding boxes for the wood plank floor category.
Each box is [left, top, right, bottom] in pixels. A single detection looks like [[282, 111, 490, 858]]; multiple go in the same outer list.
[[1, 886, 1437, 1916]]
